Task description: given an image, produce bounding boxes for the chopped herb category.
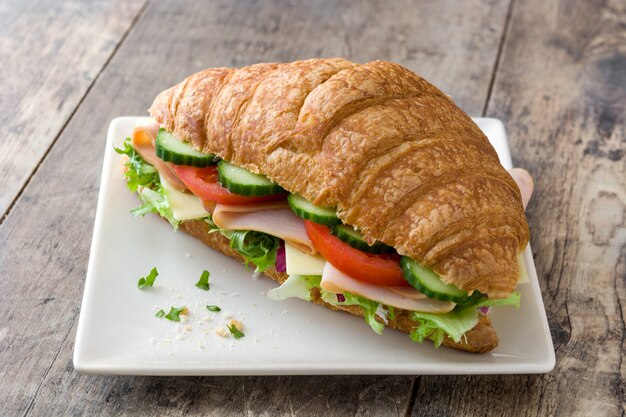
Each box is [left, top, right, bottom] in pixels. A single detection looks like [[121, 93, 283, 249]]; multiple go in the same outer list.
[[228, 324, 245, 339], [138, 267, 159, 288], [155, 309, 165, 318], [206, 305, 221, 312], [195, 270, 210, 291], [164, 306, 186, 322]]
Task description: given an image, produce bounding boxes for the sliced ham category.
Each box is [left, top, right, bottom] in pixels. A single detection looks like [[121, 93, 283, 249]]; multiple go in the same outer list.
[[213, 201, 289, 212], [212, 204, 316, 254], [508, 168, 534, 209], [321, 263, 455, 313], [132, 122, 189, 192], [386, 285, 428, 300]]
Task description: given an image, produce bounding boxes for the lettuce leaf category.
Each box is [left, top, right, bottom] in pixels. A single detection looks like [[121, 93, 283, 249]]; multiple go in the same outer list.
[[474, 291, 521, 308], [115, 137, 179, 228], [411, 305, 479, 346], [133, 186, 179, 228], [409, 291, 521, 346], [207, 216, 279, 272], [266, 275, 321, 301], [321, 290, 386, 335], [266, 275, 388, 334], [114, 137, 159, 192], [221, 230, 279, 273]]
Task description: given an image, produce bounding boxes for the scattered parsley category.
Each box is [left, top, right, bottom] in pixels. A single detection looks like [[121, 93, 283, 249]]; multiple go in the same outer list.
[[206, 305, 221, 312], [228, 324, 245, 339], [164, 306, 186, 322], [195, 270, 210, 291], [155, 309, 165, 318], [138, 267, 159, 289]]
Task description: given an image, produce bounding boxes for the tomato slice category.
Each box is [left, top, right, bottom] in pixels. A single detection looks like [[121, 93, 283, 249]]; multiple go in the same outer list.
[[304, 220, 408, 287], [172, 165, 286, 205]]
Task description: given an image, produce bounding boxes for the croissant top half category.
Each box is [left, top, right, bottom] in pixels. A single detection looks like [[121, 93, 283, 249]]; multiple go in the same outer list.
[[149, 58, 530, 299]]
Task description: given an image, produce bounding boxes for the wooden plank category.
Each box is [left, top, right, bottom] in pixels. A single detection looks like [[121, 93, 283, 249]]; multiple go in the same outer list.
[[28, 322, 414, 417], [0, 0, 146, 220], [0, 0, 511, 415], [411, 0, 626, 416]]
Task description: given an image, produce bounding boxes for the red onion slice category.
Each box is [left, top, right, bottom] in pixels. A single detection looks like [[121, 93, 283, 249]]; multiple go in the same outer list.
[[275, 241, 286, 273]]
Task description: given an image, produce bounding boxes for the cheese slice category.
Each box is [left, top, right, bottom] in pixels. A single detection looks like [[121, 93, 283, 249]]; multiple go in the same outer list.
[[321, 263, 455, 313], [212, 204, 316, 254], [285, 241, 326, 276], [160, 173, 210, 221]]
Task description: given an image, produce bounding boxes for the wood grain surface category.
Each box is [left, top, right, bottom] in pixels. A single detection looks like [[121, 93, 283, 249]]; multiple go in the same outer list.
[[0, 0, 510, 415], [0, 0, 623, 416], [411, 0, 626, 416], [0, 0, 146, 220]]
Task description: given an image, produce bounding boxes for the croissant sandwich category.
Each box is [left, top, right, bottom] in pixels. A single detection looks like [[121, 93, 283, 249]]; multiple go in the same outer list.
[[116, 58, 532, 353]]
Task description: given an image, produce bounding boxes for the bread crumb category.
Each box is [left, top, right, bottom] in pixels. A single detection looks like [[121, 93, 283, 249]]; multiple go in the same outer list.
[[183, 325, 192, 332], [228, 319, 244, 331], [216, 327, 229, 337]]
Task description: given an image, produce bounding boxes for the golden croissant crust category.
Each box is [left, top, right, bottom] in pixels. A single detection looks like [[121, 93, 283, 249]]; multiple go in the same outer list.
[[150, 58, 530, 299]]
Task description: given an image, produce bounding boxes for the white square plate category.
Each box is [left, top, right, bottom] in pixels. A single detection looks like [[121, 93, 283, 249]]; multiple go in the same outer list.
[[74, 117, 555, 375]]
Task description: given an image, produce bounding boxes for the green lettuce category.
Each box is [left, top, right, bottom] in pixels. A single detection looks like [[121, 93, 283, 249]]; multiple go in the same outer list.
[[207, 214, 280, 272], [409, 291, 521, 346], [114, 138, 179, 228], [114, 137, 159, 192], [132, 186, 179, 228], [410, 306, 478, 346], [475, 291, 521, 308], [268, 276, 388, 335], [219, 229, 279, 273], [321, 290, 386, 335], [266, 275, 321, 301]]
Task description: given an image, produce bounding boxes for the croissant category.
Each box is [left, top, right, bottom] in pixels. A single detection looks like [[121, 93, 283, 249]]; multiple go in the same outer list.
[[150, 58, 529, 300]]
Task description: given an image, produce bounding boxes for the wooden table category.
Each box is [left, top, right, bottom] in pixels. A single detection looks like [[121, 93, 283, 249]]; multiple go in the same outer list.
[[1, 0, 624, 415]]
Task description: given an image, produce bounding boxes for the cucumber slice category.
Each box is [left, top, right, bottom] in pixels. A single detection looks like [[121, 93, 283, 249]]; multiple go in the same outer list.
[[400, 256, 469, 303], [217, 161, 286, 196], [331, 224, 395, 254], [287, 194, 340, 225], [155, 129, 217, 167]]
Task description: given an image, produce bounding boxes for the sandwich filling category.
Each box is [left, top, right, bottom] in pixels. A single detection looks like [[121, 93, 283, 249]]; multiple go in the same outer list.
[[116, 121, 523, 347]]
